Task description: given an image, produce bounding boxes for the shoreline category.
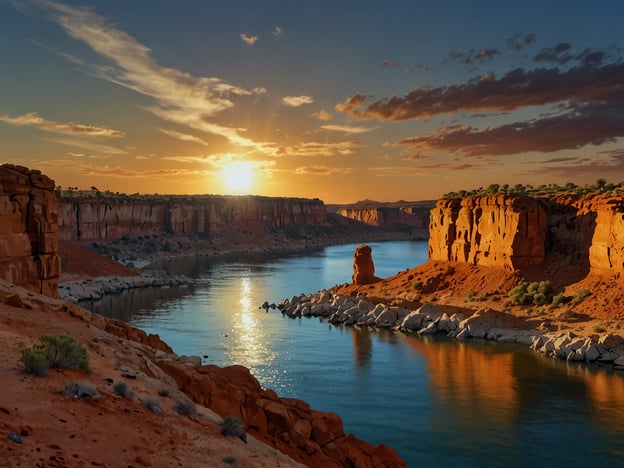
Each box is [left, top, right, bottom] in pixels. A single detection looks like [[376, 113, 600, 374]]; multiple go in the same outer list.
[[275, 290, 624, 370]]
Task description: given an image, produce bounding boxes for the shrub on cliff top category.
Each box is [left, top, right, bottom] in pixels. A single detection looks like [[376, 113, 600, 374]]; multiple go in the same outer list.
[[20, 334, 92, 376]]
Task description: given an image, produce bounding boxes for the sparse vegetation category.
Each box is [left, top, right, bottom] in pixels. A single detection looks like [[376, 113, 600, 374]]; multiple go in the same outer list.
[[173, 400, 197, 419], [220, 415, 246, 442], [443, 179, 624, 199], [142, 397, 163, 414], [572, 289, 592, 305], [113, 381, 135, 400], [593, 325, 607, 333], [20, 334, 92, 376], [412, 280, 424, 290], [558, 309, 576, 321], [61, 381, 100, 400]]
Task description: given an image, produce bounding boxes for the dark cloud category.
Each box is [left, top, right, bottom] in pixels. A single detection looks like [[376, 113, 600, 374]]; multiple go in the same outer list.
[[527, 150, 624, 180], [448, 48, 500, 65], [534, 42, 574, 64], [396, 102, 624, 156], [337, 62, 624, 121], [506, 33, 537, 50]]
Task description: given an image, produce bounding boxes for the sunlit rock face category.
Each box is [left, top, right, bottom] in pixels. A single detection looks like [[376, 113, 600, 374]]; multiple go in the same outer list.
[[352, 244, 378, 285], [0, 164, 60, 297], [337, 205, 429, 230], [57, 195, 327, 241], [428, 196, 547, 271]]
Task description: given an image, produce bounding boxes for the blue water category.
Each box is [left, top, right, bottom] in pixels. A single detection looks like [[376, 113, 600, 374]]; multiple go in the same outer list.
[[89, 241, 624, 467]]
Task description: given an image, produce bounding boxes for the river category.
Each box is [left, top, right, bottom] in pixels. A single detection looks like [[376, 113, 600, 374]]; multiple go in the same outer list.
[[87, 241, 624, 467]]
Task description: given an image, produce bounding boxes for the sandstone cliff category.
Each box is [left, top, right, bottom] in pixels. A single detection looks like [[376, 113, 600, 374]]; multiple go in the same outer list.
[[58, 195, 327, 242], [336, 201, 432, 236], [428, 193, 624, 276], [0, 164, 60, 297], [428, 196, 546, 271]]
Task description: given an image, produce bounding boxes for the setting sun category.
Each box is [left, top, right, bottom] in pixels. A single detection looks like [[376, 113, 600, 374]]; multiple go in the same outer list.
[[221, 161, 255, 193]]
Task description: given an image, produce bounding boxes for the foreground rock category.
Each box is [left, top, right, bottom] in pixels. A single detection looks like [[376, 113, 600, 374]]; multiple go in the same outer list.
[[0, 279, 406, 467], [275, 290, 624, 369]]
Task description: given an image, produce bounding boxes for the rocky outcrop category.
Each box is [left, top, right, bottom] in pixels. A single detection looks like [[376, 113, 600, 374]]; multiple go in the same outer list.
[[352, 245, 379, 285], [0, 164, 60, 297], [58, 195, 327, 242], [428, 196, 547, 270], [337, 205, 429, 230], [158, 360, 406, 468]]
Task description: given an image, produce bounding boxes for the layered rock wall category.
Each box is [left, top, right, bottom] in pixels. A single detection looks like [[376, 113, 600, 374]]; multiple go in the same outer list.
[[428, 193, 624, 275], [58, 195, 327, 241], [337, 205, 430, 231], [428, 196, 547, 270], [0, 164, 60, 297]]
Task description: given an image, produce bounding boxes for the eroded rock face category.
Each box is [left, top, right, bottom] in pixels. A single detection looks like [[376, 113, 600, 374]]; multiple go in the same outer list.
[[0, 164, 60, 297], [352, 244, 378, 285], [428, 196, 547, 271], [58, 195, 327, 241], [338, 205, 430, 230], [158, 360, 407, 468]]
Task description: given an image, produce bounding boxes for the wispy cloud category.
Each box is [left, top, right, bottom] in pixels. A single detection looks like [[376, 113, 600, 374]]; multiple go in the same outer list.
[[320, 124, 376, 134], [159, 128, 209, 146], [0, 112, 123, 137], [505, 33, 536, 51], [383, 59, 397, 68], [276, 140, 362, 157], [282, 95, 314, 107], [240, 33, 258, 46], [272, 26, 283, 37], [17, 0, 268, 149], [294, 165, 355, 175], [48, 137, 127, 154]]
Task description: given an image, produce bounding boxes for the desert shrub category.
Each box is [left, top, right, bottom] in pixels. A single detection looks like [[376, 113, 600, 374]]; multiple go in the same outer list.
[[142, 397, 163, 414], [412, 280, 423, 290], [220, 415, 246, 442], [113, 381, 135, 400], [222, 456, 238, 466], [572, 289, 591, 305], [158, 388, 170, 397], [551, 292, 567, 308], [558, 309, 575, 321], [20, 348, 50, 376], [61, 381, 101, 400], [465, 291, 476, 302], [173, 400, 197, 419], [20, 334, 91, 376], [593, 325, 607, 333], [509, 281, 555, 306]]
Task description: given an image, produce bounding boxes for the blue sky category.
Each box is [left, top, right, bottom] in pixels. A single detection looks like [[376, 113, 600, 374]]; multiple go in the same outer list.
[[1, 0, 623, 202]]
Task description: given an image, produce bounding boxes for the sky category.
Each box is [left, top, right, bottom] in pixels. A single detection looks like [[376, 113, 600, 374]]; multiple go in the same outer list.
[[1, 0, 624, 203]]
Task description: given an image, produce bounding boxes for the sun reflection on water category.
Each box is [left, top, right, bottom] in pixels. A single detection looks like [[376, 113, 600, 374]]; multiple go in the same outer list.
[[227, 275, 277, 374]]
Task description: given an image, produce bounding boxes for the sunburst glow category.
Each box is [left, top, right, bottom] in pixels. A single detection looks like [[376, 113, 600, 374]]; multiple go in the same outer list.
[[221, 161, 255, 193]]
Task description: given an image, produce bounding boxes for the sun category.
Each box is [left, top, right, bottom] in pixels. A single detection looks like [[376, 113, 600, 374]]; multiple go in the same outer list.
[[221, 161, 255, 194]]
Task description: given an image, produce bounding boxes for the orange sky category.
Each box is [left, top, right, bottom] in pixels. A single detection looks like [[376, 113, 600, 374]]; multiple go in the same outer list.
[[2, 1, 624, 203]]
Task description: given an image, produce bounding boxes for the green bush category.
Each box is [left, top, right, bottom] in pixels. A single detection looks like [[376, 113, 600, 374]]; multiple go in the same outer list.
[[558, 309, 576, 321], [509, 281, 555, 306], [20, 334, 91, 376], [173, 400, 197, 419], [572, 289, 591, 305], [412, 280, 424, 290]]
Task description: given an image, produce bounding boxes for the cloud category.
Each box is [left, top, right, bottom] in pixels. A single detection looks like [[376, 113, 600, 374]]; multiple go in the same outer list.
[[282, 95, 314, 107], [294, 165, 355, 175], [47, 137, 127, 154], [448, 48, 500, 65], [396, 102, 624, 156], [240, 33, 258, 46], [159, 128, 209, 146], [320, 124, 376, 134], [383, 59, 396, 68], [0, 112, 123, 137], [272, 26, 283, 37], [338, 62, 624, 121], [505, 33, 536, 51], [18, 1, 268, 148], [522, 150, 624, 180], [311, 110, 332, 121], [534, 42, 574, 64], [276, 140, 362, 157]]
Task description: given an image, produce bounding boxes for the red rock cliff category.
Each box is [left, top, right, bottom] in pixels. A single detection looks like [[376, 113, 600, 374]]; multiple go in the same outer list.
[[428, 196, 547, 271], [337, 204, 431, 232], [428, 193, 624, 276], [0, 164, 60, 297], [58, 195, 327, 241]]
